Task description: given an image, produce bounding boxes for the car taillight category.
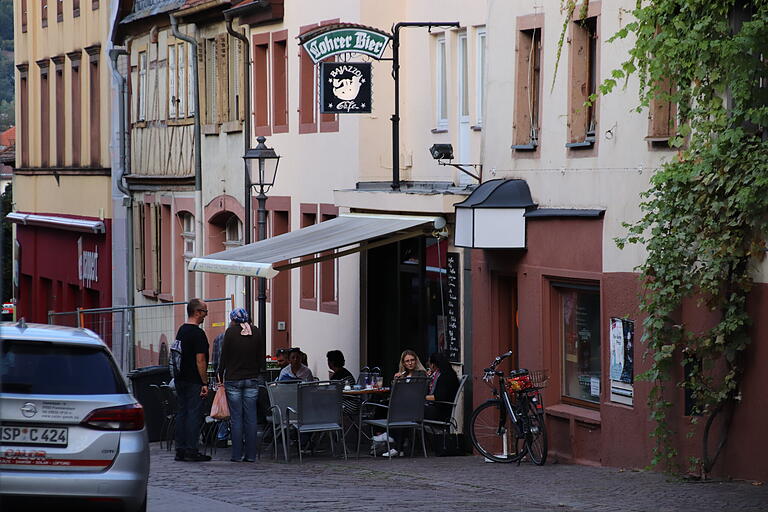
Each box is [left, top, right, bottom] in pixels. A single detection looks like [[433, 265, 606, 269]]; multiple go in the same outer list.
[[81, 403, 145, 431]]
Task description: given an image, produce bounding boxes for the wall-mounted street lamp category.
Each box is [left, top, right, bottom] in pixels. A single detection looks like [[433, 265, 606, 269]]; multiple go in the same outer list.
[[243, 135, 281, 341], [429, 143, 482, 182]]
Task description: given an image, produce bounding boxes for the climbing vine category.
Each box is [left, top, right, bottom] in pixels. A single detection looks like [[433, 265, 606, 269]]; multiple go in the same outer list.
[[559, 1, 768, 475]]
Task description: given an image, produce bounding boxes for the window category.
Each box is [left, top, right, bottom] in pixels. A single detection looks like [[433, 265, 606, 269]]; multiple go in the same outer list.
[[205, 38, 218, 124], [39, 61, 50, 167], [56, 0, 62, 22], [299, 204, 317, 310], [436, 34, 448, 129], [54, 57, 64, 166], [18, 65, 29, 166], [513, 23, 542, 150], [458, 33, 469, 120], [253, 33, 270, 135], [299, 24, 318, 134], [41, 0, 48, 28], [21, 0, 27, 33], [69, 53, 81, 166], [92, 0, 98, 10], [567, 13, 599, 148], [180, 213, 196, 300], [554, 283, 601, 406], [227, 37, 243, 122], [133, 205, 146, 291], [187, 44, 195, 116], [137, 50, 147, 121], [647, 78, 676, 144], [73, 0, 79, 17], [158, 204, 172, 296], [476, 28, 486, 126], [88, 48, 100, 166], [319, 205, 339, 314], [272, 32, 288, 133], [167, 42, 189, 119]]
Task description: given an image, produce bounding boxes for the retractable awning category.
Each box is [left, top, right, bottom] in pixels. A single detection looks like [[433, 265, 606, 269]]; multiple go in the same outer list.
[[188, 213, 446, 279]]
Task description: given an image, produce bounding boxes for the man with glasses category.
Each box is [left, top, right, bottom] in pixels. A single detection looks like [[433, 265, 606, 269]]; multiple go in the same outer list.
[[174, 298, 212, 462]]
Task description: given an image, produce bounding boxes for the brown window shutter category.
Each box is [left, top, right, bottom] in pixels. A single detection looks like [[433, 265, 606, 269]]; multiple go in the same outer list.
[[216, 34, 228, 124], [648, 78, 675, 139]]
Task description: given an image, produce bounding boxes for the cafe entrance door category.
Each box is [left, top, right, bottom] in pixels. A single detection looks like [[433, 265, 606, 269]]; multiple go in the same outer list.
[[365, 236, 449, 379]]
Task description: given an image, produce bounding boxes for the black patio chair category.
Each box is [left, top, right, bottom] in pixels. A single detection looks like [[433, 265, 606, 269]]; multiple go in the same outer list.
[[154, 384, 177, 451], [288, 380, 347, 463], [356, 376, 429, 459], [266, 380, 300, 462], [423, 375, 468, 452]]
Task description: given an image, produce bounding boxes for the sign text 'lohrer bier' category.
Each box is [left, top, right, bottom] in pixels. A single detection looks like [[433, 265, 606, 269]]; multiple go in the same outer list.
[[302, 28, 390, 64]]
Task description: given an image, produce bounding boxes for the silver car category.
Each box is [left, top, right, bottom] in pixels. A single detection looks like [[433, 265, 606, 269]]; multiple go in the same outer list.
[[0, 322, 149, 511]]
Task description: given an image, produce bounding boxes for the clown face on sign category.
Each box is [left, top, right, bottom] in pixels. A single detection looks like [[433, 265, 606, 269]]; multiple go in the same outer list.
[[321, 62, 372, 114]]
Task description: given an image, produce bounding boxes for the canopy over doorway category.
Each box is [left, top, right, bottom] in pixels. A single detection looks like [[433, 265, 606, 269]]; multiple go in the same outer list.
[[188, 213, 447, 278]]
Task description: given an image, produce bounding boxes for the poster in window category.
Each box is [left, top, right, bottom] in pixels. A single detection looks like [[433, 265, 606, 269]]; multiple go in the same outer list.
[[609, 317, 634, 405], [320, 62, 372, 114], [446, 252, 461, 362]]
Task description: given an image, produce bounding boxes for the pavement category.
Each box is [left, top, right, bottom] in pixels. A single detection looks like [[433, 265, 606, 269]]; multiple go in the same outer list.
[[147, 442, 768, 512]]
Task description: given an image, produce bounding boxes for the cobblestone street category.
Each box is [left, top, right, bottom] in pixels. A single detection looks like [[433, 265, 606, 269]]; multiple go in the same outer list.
[[147, 443, 768, 512]]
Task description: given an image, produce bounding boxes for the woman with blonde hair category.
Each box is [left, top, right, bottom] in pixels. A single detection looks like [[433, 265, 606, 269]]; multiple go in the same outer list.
[[394, 349, 427, 380]]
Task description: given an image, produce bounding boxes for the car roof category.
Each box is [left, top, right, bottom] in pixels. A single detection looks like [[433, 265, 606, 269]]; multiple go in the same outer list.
[[0, 321, 105, 347]]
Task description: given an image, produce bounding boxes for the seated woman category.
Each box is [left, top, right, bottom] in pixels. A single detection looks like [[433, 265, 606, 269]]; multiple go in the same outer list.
[[277, 348, 314, 382], [393, 349, 428, 380], [425, 352, 460, 423], [327, 350, 355, 385]]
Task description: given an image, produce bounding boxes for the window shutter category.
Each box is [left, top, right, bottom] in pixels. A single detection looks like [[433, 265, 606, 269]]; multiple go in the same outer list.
[[188, 44, 196, 116], [216, 33, 228, 124], [133, 205, 144, 291], [168, 44, 177, 118]]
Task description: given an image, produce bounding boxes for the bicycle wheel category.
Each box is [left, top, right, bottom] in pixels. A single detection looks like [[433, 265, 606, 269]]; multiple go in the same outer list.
[[469, 400, 524, 463], [517, 396, 548, 465]]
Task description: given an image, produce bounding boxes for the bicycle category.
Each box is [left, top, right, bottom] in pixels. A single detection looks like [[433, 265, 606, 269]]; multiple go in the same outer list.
[[469, 351, 548, 465]]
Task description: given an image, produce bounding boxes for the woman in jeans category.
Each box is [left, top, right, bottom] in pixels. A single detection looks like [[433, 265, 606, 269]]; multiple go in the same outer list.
[[217, 308, 265, 462]]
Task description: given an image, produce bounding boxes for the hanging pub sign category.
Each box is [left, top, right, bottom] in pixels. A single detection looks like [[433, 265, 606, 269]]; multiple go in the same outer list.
[[301, 27, 391, 64], [320, 62, 372, 114]]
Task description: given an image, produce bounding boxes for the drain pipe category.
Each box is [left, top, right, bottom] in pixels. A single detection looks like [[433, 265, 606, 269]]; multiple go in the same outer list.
[[109, 46, 134, 371], [224, 9, 251, 317], [170, 15, 204, 298]]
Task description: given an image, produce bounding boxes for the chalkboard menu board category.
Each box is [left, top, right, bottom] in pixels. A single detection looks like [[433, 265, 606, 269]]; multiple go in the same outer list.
[[446, 252, 461, 362]]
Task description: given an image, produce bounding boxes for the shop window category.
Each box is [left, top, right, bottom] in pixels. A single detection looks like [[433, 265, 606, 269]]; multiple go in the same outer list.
[[567, 12, 599, 149], [554, 282, 601, 406], [299, 205, 317, 310], [513, 22, 543, 151]]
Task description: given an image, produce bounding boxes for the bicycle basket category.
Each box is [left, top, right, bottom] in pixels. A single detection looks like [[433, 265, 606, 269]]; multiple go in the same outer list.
[[528, 369, 549, 389]]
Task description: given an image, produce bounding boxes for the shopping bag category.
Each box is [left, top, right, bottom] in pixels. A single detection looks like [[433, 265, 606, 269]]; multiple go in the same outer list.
[[210, 385, 230, 420]]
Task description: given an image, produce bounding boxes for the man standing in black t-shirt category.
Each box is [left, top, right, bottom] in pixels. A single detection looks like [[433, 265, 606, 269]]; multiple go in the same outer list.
[[174, 298, 211, 462]]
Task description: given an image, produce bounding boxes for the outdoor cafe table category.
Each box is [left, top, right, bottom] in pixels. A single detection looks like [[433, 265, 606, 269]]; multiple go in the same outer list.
[[342, 387, 391, 396]]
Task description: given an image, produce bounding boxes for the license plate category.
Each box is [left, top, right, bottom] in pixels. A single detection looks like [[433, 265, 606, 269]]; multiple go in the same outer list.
[[1, 426, 68, 446]]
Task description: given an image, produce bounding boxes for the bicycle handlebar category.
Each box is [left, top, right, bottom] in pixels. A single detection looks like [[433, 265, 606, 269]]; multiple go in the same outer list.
[[482, 351, 514, 381]]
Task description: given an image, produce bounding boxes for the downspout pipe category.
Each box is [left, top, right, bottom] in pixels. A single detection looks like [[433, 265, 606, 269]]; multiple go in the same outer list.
[[170, 14, 205, 297], [224, 10, 252, 318], [109, 46, 134, 371]]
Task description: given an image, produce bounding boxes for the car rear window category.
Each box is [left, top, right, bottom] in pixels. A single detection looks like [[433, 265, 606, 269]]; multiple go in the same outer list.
[[1, 340, 128, 395]]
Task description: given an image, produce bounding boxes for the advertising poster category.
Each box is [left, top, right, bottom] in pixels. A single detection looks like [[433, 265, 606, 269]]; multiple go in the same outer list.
[[609, 317, 635, 405]]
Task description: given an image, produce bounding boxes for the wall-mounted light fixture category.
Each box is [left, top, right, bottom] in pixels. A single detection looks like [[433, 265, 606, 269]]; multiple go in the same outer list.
[[428, 143, 482, 182]]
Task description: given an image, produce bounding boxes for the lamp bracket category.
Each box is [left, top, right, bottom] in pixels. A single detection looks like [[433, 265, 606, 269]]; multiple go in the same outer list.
[[437, 160, 482, 182]]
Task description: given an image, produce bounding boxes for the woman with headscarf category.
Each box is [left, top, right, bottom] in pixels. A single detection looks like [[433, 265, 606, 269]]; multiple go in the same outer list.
[[217, 308, 265, 462]]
